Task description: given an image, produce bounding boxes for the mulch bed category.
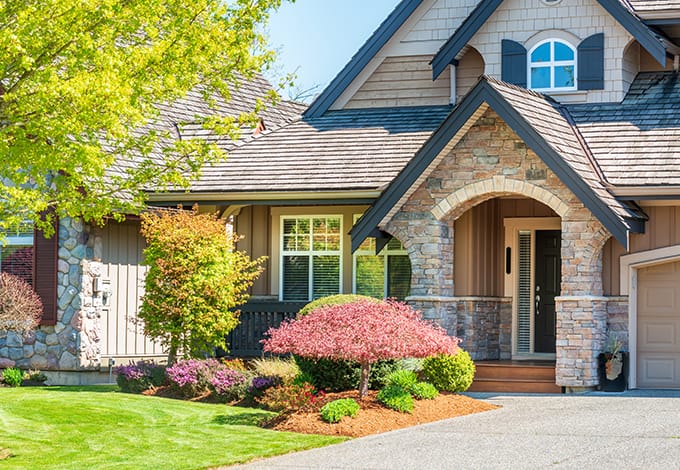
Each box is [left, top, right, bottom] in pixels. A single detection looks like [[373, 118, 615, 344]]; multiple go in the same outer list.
[[263, 390, 499, 437]]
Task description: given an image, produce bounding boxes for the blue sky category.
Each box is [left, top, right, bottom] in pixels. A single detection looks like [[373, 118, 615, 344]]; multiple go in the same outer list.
[[266, 0, 401, 101]]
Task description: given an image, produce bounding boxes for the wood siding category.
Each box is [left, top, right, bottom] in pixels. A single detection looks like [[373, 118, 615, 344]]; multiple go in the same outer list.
[[99, 220, 164, 359], [454, 198, 557, 296], [345, 55, 451, 109], [456, 47, 485, 102], [604, 205, 680, 296], [235, 206, 271, 297]]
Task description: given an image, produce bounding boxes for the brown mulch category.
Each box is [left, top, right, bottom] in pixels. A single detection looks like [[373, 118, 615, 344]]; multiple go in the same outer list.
[[264, 390, 499, 438]]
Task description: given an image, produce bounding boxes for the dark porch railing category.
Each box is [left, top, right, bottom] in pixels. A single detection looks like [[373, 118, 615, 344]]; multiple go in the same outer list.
[[226, 301, 305, 357]]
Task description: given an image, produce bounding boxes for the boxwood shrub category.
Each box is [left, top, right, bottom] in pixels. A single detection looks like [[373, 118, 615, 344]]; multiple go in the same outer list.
[[422, 350, 476, 392]]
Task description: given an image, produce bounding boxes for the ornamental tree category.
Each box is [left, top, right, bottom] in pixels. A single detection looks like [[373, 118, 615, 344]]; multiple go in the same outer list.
[[263, 299, 460, 397], [0, 272, 42, 333], [139, 208, 264, 365], [0, 0, 290, 236]]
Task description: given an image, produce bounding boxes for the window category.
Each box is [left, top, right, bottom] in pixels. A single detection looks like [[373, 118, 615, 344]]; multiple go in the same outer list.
[[528, 39, 576, 91], [280, 216, 341, 301], [353, 234, 411, 300], [1, 226, 34, 285]]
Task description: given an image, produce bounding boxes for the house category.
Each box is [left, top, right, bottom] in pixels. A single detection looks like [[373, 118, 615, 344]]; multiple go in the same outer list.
[[5, 0, 680, 391]]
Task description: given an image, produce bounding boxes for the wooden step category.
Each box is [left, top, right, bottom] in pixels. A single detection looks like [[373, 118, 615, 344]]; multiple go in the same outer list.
[[469, 361, 562, 393], [475, 364, 556, 381], [468, 378, 562, 393]]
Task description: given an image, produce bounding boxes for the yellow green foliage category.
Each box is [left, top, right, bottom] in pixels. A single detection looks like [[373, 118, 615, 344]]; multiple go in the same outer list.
[[0, 0, 289, 236], [139, 208, 264, 363]]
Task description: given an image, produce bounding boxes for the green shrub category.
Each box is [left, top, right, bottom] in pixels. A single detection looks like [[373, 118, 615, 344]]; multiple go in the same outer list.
[[376, 385, 414, 413], [409, 382, 439, 400], [2, 368, 23, 387], [385, 369, 418, 390], [297, 294, 379, 317], [22, 369, 48, 384], [398, 357, 424, 373], [320, 398, 360, 423], [422, 350, 476, 392], [251, 357, 300, 385], [295, 356, 401, 392]]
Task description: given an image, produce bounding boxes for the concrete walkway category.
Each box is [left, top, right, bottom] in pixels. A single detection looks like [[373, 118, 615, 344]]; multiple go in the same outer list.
[[233, 391, 680, 469]]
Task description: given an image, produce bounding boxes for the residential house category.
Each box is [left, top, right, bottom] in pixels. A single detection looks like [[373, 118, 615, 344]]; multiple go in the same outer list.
[[5, 0, 680, 391]]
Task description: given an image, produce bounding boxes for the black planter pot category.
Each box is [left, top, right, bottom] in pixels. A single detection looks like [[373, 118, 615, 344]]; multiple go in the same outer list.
[[598, 352, 628, 392]]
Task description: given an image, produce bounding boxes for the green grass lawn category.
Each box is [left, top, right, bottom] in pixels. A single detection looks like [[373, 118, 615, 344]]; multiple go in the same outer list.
[[0, 385, 344, 469]]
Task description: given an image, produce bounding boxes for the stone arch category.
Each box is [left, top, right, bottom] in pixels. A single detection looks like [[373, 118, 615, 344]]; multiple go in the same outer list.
[[431, 176, 570, 222]]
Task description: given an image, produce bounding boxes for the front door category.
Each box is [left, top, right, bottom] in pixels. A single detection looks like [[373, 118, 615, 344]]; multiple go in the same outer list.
[[534, 230, 560, 353]]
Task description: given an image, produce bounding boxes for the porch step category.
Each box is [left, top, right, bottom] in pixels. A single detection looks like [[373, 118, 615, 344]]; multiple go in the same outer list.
[[468, 361, 563, 394]]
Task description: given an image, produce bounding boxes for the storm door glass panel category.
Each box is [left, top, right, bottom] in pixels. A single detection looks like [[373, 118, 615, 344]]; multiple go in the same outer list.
[[517, 231, 532, 353]]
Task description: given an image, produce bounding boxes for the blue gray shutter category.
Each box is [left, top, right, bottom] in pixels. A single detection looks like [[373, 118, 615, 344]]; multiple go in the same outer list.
[[501, 39, 527, 87], [578, 33, 604, 90]]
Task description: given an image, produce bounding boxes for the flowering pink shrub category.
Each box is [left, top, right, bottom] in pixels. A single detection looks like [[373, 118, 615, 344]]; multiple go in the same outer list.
[[114, 361, 166, 393], [263, 299, 460, 397], [166, 358, 251, 400], [256, 383, 325, 412]]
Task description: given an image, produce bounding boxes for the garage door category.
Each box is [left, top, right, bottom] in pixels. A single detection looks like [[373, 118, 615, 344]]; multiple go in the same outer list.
[[637, 261, 680, 388]]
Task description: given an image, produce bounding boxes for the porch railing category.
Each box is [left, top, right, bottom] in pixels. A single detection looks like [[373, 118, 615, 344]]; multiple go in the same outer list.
[[226, 301, 305, 357]]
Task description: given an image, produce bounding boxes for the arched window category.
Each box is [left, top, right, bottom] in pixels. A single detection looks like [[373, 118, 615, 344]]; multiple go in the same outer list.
[[528, 39, 576, 91]]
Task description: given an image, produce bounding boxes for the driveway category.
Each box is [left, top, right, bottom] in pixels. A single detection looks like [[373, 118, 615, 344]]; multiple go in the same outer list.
[[233, 391, 680, 469]]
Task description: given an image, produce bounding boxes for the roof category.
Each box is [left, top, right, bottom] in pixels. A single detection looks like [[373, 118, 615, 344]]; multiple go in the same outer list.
[[628, 0, 680, 14], [179, 106, 452, 196], [567, 71, 680, 187], [350, 76, 645, 251], [432, 0, 671, 78], [304, 0, 423, 119]]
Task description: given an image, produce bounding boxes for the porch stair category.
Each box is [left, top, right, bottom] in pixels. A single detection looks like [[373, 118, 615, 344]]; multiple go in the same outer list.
[[468, 361, 563, 393]]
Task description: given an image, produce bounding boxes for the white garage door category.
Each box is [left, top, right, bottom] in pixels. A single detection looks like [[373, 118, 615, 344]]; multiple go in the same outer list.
[[637, 261, 680, 388]]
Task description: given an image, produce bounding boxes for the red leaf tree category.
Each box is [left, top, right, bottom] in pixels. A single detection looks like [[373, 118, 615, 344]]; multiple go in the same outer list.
[[263, 299, 460, 397]]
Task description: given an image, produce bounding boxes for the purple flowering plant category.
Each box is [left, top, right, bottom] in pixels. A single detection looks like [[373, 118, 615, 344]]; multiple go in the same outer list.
[[114, 360, 166, 393]]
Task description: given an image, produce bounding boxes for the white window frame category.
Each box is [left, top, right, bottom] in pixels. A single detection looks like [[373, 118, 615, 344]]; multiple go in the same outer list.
[[528, 39, 577, 92], [279, 215, 343, 301]]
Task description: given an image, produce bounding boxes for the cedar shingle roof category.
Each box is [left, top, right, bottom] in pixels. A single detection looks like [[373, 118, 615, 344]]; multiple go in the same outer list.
[[189, 106, 452, 193], [483, 78, 639, 224], [628, 0, 680, 13], [567, 72, 680, 186]]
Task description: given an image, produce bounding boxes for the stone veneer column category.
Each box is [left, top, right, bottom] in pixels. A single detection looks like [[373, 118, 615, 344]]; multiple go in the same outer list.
[[555, 216, 610, 390]]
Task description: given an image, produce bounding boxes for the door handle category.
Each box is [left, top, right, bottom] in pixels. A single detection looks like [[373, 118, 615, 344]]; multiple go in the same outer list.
[[535, 285, 541, 315]]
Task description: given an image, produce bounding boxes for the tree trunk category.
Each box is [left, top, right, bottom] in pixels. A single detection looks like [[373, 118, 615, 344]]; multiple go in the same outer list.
[[359, 361, 371, 398], [167, 344, 178, 366]]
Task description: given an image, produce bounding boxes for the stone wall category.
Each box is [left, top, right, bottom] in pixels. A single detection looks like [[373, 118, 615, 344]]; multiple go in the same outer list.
[[386, 108, 613, 389], [0, 217, 104, 372]]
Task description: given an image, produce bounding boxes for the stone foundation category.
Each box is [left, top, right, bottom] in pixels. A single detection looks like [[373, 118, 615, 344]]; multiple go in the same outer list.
[[408, 296, 511, 360]]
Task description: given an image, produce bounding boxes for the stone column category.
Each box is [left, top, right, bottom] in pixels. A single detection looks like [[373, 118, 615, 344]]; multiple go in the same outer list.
[[555, 216, 610, 390], [73, 259, 103, 370]]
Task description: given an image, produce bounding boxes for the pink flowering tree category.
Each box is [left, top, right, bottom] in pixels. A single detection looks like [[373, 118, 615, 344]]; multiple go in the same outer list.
[[263, 299, 460, 398]]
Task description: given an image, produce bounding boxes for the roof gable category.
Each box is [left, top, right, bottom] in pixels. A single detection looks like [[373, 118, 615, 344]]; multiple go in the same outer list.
[[431, 0, 669, 79], [350, 76, 643, 252], [304, 0, 424, 119]]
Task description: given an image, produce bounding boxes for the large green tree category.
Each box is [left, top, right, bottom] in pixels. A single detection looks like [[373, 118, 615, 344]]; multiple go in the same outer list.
[[0, 0, 288, 235]]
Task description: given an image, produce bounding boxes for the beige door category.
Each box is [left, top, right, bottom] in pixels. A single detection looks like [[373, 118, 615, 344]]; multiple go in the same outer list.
[[100, 221, 164, 362], [637, 261, 680, 388]]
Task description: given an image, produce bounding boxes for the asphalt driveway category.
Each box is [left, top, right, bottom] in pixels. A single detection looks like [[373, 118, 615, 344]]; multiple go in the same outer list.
[[233, 391, 680, 469]]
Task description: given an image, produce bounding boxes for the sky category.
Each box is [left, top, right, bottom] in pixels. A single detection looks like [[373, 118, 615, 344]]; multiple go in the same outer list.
[[266, 0, 401, 102]]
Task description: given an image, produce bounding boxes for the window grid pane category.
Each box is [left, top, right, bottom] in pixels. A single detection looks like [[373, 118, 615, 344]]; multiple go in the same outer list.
[[355, 255, 385, 298], [282, 216, 341, 301]]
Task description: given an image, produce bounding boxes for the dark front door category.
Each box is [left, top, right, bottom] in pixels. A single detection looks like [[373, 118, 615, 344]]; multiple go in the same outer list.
[[535, 230, 560, 353]]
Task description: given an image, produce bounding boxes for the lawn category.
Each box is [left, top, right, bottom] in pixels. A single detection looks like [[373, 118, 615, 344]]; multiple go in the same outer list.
[[0, 385, 344, 469]]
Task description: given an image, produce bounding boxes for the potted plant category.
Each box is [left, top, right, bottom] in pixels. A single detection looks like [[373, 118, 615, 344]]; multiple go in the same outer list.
[[598, 336, 627, 392]]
